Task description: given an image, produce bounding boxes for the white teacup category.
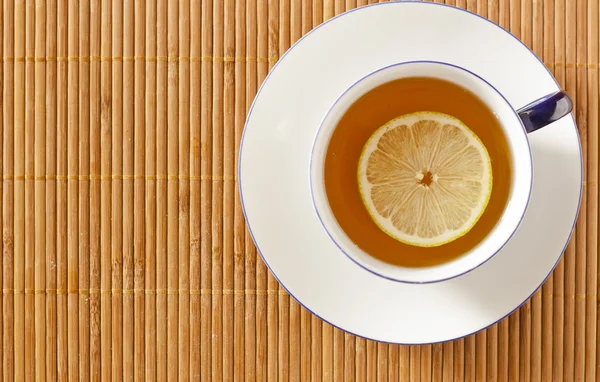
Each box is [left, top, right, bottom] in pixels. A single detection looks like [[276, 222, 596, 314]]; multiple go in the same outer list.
[[310, 61, 572, 284]]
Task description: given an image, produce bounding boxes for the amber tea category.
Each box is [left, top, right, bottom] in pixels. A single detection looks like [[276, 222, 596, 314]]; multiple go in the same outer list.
[[324, 77, 512, 268]]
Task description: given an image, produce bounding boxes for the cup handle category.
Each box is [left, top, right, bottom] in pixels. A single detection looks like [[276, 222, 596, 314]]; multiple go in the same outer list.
[[517, 90, 573, 133]]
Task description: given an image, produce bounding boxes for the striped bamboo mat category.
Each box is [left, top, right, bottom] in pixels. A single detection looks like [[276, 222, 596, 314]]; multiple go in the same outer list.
[[0, 0, 598, 380]]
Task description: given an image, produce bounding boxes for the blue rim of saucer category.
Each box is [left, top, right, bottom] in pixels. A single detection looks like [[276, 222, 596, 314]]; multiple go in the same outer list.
[[238, 1, 582, 345], [308, 60, 534, 285]]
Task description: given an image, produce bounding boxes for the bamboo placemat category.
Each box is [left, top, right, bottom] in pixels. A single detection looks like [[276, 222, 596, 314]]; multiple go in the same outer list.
[[0, 0, 597, 380]]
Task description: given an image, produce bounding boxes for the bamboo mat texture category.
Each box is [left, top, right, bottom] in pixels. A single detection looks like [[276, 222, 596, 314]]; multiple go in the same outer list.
[[0, 0, 597, 380]]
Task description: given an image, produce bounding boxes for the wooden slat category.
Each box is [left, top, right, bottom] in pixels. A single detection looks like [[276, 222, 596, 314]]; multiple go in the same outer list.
[[190, 0, 201, 378], [133, 0, 146, 379], [244, 0, 256, 379], [100, 0, 112, 380], [233, 0, 247, 379], [0, 0, 4, 378], [56, 0, 68, 378], [144, 0, 157, 379], [585, 0, 599, 379], [24, 0, 35, 381], [156, 0, 168, 378], [179, 0, 191, 379], [574, 0, 588, 380], [46, 0, 58, 379], [200, 0, 213, 380], [123, 0, 134, 379], [78, 0, 90, 379]]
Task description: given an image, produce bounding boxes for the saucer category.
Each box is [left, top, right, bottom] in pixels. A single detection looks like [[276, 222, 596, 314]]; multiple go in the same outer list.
[[239, 1, 582, 344]]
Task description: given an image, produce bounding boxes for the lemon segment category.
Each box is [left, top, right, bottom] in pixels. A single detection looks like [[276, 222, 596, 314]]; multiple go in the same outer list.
[[357, 111, 493, 247]]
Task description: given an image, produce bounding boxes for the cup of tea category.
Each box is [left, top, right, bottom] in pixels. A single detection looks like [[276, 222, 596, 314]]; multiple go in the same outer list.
[[310, 60, 572, 284]]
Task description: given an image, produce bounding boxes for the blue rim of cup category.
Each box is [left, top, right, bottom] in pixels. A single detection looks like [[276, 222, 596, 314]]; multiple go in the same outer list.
[[238, 1, 583, 345], [309, 60, 534, 285]]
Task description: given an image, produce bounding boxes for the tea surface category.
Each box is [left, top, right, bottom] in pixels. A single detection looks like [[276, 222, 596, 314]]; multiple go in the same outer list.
[[324, 77, 512, 267]]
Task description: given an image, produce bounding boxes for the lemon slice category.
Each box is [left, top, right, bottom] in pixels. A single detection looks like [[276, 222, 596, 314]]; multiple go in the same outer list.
[[357, 111, 492, 247]]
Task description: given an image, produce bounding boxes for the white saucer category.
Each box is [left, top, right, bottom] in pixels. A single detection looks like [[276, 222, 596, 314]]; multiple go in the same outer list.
[[239, 1, 582, 344]]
